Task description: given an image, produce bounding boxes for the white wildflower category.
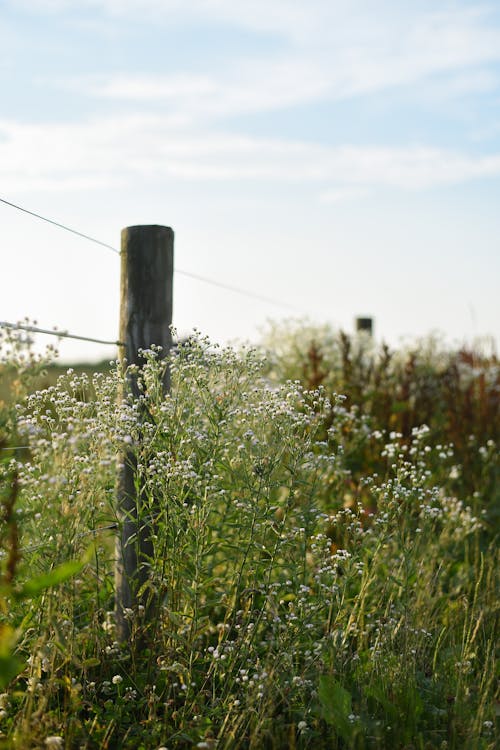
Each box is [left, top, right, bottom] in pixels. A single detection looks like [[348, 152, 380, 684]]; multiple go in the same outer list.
[[45, 738, 64, 749]]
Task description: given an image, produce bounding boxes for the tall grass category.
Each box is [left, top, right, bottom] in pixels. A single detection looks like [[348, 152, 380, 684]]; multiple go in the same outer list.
[[261, 320, 499, 522], [0, 326, 498, 749]]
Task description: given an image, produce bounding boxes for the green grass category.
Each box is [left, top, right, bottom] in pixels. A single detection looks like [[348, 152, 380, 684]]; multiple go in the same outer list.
[[0, 361, 111, 407], [0, 326, 498, 749]]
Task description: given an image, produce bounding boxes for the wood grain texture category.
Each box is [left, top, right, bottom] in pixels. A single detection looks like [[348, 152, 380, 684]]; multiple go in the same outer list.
[[115, 225, 173, 642]]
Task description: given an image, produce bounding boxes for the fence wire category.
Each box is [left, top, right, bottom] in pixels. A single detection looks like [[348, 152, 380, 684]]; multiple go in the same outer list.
[[1, 195, 301, 312], [0, 320, 124, 347], [20, 524, 119, 555]]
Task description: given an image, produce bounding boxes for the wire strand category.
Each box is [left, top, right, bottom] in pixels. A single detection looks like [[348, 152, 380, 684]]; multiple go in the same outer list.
[[1, 195, 300, 311], [175, 268, 299, 311], [20, 524, 119, 554], [0, 321, 124, 347], [0, 197, 120, 255]]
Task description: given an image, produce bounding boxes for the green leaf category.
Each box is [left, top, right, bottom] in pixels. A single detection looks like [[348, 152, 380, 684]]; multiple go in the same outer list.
[[0, 624, 23, 688], [81, 657, 101, 669], [392, 401, 409, 414], [364, 684, 399, 721], [15, 558, 85, 599], [318, 675, 353, 742], [0, 654, 23, 688], [10, 548, 93, 601]]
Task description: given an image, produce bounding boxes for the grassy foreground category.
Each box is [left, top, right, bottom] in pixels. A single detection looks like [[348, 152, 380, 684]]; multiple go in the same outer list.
[[0, 323, 498, 749]]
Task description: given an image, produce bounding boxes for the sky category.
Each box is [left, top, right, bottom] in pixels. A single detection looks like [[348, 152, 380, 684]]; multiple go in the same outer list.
[[1, 0, 499, 362]]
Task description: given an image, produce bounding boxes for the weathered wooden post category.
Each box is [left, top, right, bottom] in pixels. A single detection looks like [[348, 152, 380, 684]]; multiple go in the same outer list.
[[115, 225, 174, 642], [356, 317, 373, 336]]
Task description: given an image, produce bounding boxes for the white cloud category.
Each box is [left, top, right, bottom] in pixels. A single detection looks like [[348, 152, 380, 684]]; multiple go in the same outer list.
[[48, 3, 500, 125], [420, 68, 499, 103], [2, 114, 500, 193], [18, 1, 500, 54], [312, 7, 500, 100], [94, 73, 218, 101], [80, 57, 332, 119], [320, 187, 370, 204], [16, 1, 500, 73], [5, 4, 500, 194], [13, 0, 331, 40]]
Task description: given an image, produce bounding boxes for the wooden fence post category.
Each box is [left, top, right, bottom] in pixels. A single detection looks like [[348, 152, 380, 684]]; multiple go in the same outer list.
[[115, 225, 174, 642], [356, 317, 373, 336]]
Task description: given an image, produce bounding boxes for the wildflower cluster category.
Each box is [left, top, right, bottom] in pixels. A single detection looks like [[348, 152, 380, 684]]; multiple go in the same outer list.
[[0, 329, 497, 749]]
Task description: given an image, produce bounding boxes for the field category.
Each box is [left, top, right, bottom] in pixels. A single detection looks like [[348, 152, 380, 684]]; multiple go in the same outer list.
[[0, 322, 498, 749]]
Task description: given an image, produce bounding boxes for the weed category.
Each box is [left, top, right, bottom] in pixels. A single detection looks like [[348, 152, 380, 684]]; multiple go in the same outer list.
[[0, 327, 497, 749]]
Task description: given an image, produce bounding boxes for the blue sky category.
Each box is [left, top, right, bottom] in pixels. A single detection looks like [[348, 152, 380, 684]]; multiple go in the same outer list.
[[1, 0, 499, 361]]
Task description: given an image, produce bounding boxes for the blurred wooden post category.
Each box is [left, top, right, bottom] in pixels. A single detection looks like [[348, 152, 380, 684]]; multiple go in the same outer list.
[[356, 317, 373, 336], [115, 225, 174, 642]]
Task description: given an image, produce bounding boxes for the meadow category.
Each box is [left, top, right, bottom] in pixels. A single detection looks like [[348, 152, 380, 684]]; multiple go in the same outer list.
[[0, 321, 498, 749]]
